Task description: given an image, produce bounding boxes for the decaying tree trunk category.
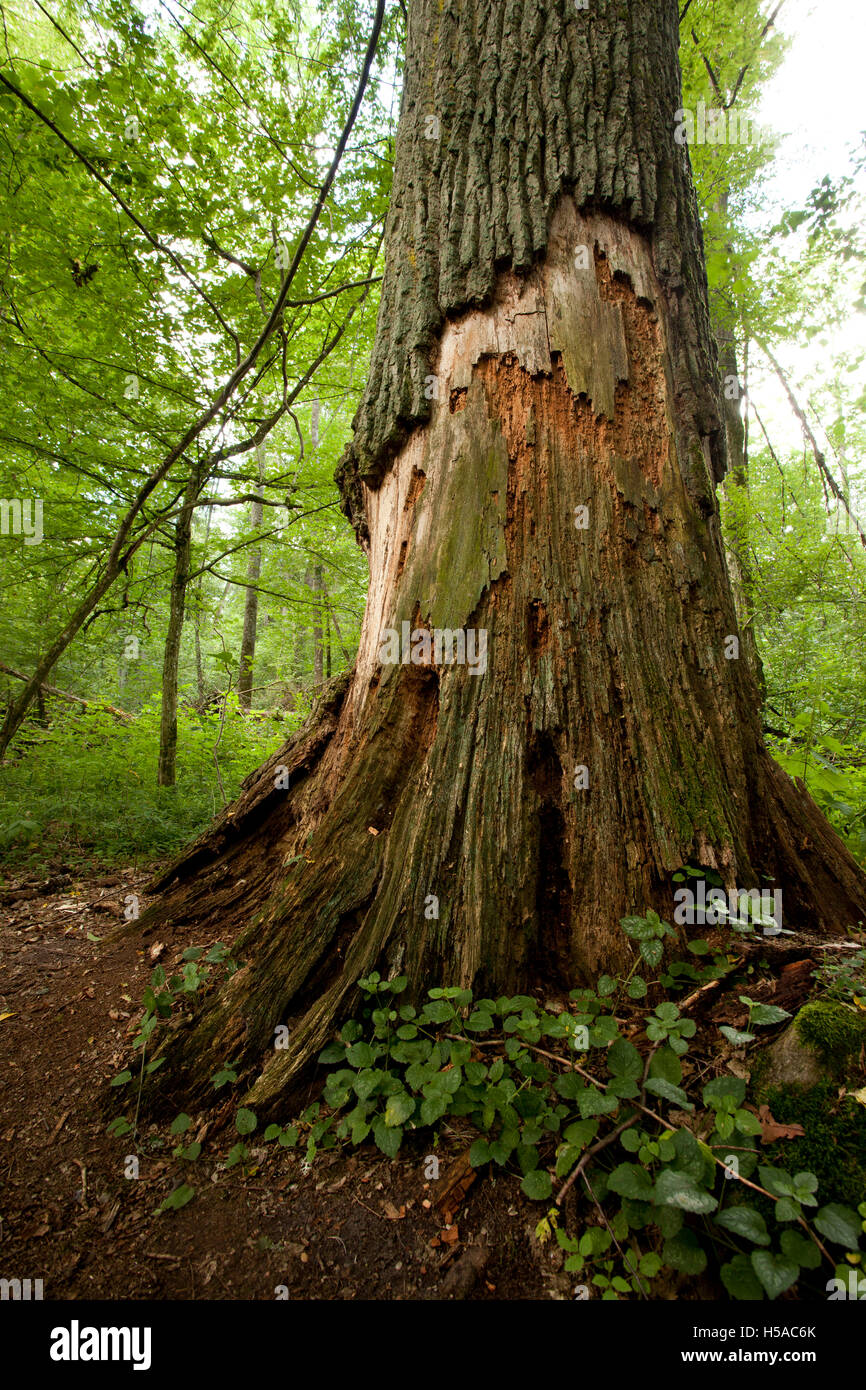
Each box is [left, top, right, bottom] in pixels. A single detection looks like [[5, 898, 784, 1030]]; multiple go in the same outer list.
[[131, 0, 866, 1115]]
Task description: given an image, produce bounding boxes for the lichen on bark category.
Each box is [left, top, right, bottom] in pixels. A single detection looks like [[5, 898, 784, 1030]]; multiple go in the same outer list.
[[336, 0, 723, 539]]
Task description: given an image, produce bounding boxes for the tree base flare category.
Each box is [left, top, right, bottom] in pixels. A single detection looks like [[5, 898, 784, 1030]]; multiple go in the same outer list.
[[127, 206, 866, 1115]]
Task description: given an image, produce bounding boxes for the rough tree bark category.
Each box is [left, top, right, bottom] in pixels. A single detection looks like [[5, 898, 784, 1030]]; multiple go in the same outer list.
[[131, 0, 866, 1115]]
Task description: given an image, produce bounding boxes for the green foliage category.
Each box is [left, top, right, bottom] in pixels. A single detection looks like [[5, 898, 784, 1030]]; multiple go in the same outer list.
[[154, 1183, 195, 1215], [0, 0, 391, 840], [296, 921, 865, 1300], [812, 949, 866, 1007], [0, 698, 288, 865]]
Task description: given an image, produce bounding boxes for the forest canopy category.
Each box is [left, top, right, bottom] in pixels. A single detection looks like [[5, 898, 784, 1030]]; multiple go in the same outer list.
[[0, 0, 863, 871]]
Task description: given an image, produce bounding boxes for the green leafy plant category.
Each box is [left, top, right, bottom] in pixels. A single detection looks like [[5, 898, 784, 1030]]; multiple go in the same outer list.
[[300, 920, 864, 1300]]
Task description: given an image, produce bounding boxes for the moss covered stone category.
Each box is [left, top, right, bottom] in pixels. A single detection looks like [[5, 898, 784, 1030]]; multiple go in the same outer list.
[[795, 1001, 866, 1075], [761, 1081, 866, 1212]]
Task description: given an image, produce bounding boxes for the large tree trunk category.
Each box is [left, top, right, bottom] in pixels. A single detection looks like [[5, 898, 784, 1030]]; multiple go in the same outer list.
[[132, 0, 866, 1115]]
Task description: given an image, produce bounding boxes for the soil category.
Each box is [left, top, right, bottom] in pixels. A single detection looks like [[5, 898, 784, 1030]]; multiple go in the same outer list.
[[0, 864, 580, 1301], [0, 862, 843, 1302]]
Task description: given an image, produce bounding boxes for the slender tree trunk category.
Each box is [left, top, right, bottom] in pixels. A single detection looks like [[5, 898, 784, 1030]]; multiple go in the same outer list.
[[718, 333, 764, 693], [194, 503, 215, 704], [710, 187, 763, 692], [237, 453, 265, 710], [132, 0, 866, 1116], [311, 563, 324, 685], [157, 472, 199, 787]]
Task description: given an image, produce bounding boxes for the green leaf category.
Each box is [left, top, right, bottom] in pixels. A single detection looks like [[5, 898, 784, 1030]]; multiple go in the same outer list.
[[639, 1251, 663, 1279], [758, 1165, 794, 1198], [578, 1227, 612, 1257], [371, 1115, 402, 1158], [563, 1119, 599, 1148], [110, 1070, 132, 1087], [733, 1108, 764, 1137], [720, 1026, 756, 1046], [578, 1088, 619, 1118], [235, 1108, 257, 1136], [662, 1229, 707, 1274], [589, 1016, 620, 1046], [621, 916, 655, 940], [607, 1164, 655, 1201], [703, 1076, 747, 1107], [469, 1138, 491, 1167], [554, 1144, 582, 1178], [654, 1168, 717, 1214], [654, 1002, 680, 1025], [644, 1077, 693, 1111], [170, 1112, 192, 1135], [420, 1000, 456, 1024], [607, 1037, 642, 1081], [520, 1169, 553, 1201], [465, 1010, 494, 1032], [419, 1093, 449, 1125], [640, 938, 664, 968], [656, 1205, 684, 1238], [814, 1203, 863, 1249], [649, 1046, 683, 1086], [346, 1041, 376, 1068], [211, 1065, 238, 1090], [554, 1073, 586, 1101], [748, 1003, 792, 1026], [751, 1250, 799, 1299], [155, 1183, 195, 1215], [317, 1042, 347, 1064], [720, 1254, 764, 1300], [780, 1230, 822, 1269], [384, 1092, 415, 1128], [714, 1206, 771, 1245]]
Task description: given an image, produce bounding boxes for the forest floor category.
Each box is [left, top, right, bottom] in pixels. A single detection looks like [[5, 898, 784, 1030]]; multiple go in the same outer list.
[[1, 862, 862, 1302], [0, 863, 585, 1301]]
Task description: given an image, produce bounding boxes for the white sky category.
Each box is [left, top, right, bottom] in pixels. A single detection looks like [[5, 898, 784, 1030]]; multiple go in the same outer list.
[[751, 0, 866, 454]]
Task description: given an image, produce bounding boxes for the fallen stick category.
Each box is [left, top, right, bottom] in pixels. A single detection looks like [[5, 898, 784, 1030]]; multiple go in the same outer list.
[[0, 661, 134, 722]]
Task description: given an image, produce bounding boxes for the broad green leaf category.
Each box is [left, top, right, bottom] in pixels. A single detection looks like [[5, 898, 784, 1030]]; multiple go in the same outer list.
[[751, 1250, 799, 1299], [814, 1204, 863, 1249], [521, 1169, 553, 1201], [714, 1205, 771, 1245]]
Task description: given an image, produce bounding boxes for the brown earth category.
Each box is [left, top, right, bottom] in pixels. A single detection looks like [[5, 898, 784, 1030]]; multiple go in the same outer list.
[[0, 863, 833, 1302], [0, 865, 584, 1301]]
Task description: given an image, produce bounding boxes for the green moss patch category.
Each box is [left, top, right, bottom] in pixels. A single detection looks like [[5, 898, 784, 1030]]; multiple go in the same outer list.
[[761, 1081, 866, 1211], [795, 1000, 866, 1076]]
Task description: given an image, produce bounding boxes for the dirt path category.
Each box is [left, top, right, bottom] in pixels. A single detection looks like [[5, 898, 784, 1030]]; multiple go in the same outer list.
[[0, 867, 566, 1300]]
